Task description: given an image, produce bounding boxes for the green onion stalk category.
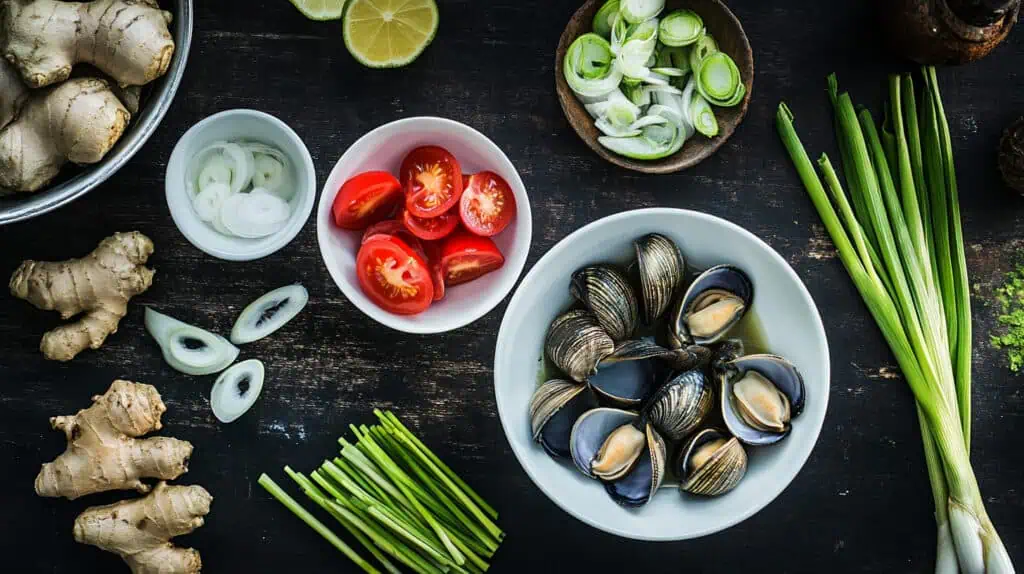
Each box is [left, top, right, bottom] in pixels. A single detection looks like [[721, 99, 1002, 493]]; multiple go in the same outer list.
[[776, 68, 1013, 574]]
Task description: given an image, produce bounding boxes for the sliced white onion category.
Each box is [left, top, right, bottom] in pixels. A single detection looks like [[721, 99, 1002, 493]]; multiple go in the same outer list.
[[193, 182, 231, 222], [197, 155, 232, 193], [187, 141, 254, 197], [144, 308, 240, 376], [252, 153, 286, 196], [210, 359, 265, 423], [231, 284, 308, 344], [220, 192, 291, 239]]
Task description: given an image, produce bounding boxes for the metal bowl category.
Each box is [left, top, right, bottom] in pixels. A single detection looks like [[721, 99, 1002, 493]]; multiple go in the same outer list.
[[0, 0, 193, 225]]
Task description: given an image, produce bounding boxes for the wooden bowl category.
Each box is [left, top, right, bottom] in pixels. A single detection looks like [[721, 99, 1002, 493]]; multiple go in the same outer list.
[[555, 0, 753, 174]]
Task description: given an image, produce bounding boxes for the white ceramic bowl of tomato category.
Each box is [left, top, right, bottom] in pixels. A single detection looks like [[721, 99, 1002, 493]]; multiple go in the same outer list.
[[316, 117, 532, 333]]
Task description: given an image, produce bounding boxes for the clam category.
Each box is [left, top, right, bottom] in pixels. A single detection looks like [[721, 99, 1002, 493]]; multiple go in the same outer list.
[[529, 379, 599, 458], [720, 354, 806, 445], [669, 265, 753, 347], [645, 369, 714, 441], [711, 339, 745, 373], [589, 338, 675, 407], [676, 428, 747, 496], [569, 408, 666, 507], [571, 265, 638, 341], [545, 309, 615, 382], [634, 233, 686, 324]]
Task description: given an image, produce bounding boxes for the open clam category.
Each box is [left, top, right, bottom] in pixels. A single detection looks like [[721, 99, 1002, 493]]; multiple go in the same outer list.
[[634, 234, 686, 325], [589, 338, 677, 407], [676, 428, 747, 496], [645, 369, 714, 441], [571, 265, 638, 341], [669, 265, 753, 347], [720, 354, 806, 445], [569, 408, 666, 507], [529, 379, 599, 458], [545, 309, 615, 383]]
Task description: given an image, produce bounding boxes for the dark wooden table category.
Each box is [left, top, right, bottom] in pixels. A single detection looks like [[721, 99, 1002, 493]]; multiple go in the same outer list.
[[1, 1, 1022, 572]]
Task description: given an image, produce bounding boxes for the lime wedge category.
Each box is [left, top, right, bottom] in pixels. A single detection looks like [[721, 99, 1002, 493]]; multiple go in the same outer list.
[[289, 0, 346, 21], [343, 0, 439, 68]]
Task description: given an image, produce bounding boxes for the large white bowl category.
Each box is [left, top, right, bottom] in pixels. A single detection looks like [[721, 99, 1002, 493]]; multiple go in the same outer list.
[[316, 117, 532, 334], [494, 208, 830, 541]]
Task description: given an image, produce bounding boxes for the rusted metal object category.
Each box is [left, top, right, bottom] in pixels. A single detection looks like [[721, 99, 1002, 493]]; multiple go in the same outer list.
[[881, 0, 1020, 65]]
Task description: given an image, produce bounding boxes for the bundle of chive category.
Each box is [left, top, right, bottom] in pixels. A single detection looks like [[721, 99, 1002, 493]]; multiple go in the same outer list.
[[777, 68, 1013, 573], [259, 410, 503, 574]]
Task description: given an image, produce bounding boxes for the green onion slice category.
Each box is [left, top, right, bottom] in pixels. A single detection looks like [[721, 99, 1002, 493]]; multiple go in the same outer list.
[[696, 52, 744, 107], [593, 0, 621, 38], [564, 33, 623, 98], [620, 0, 665, 24], [659, 9, 704, 47], [688, 34, 718, 72], [689, 92, 719, 137]]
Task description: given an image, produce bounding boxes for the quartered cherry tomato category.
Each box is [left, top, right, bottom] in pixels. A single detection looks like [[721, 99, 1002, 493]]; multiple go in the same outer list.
[[400, 146, 463, 219], [402, 209, 459, 241], [439, 230, 505, 287], [356, 236, 433, 315], [332, 171, 403, 230], [422, 240, 446, 301], [459, 171, 516, 236]]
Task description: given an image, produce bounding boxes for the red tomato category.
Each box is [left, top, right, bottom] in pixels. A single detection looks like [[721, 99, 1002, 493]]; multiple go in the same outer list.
[[459, 171, 516, 236], [400, 146, 463, 218], [440, 231, 505, 287], [361, 219, 406, 243], [333, 171, 403, 230], [422, 241, 446, 301], [402, 209, 459, 241], [356, 236, 433, 315], [462, 173, 472, 188]]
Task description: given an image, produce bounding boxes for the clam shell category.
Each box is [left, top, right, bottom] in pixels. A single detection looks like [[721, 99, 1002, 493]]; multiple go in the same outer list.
[[530, 379, 597, 458], [545, 309, 615, 382], [571, 265, 638, 341], [603, 423, 666, 507], [646, 369, 714, 441], [670, 265, 753, 347], [570, 408, 637, 479], [678, 429, 747, 496], [634, 233, 685, 325], [721, 354, 806, 446], [590, 339, 674, 407]]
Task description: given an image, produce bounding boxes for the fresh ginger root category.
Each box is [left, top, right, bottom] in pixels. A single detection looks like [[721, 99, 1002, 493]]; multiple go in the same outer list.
[[35, 380, 193, 499], [0, 59, 130, 193], [1, 0, 175, 89], [11, 231, 154, 361], [74, 481, 212, 574]]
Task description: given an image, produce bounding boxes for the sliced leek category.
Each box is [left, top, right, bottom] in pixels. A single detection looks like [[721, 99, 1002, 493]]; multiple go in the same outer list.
[[598, 107, 683, 160], [689, 92, 718, 137], [593, 0, 620, 38], [617, 19, 659, 80], [620, 0, 664, 24], [696, 52, 744, 107], [564, 33, 623, 98], [688, 34, 718, 72], [659, 10, 704, 47]]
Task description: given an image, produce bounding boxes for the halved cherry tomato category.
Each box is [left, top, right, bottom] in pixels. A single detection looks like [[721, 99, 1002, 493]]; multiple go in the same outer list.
[[402, 209, 459, 241], [462, 173, 471, 188], [422, 241, 446, 301], [333, 171, 403, 230], [356, 236, 433, 315], [459, 171, 516, 237], [361, 219, 407, 243], [400, 146, 463, 219], [440, 230, 505, 287]]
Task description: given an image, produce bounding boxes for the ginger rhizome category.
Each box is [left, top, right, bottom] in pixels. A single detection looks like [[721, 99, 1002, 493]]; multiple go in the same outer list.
[[74, 481, 212, 574], [35, 380, 192, 499], [11, 231, 154, 361], [1, 0, 175, 89], [0, 59, 130, 192]]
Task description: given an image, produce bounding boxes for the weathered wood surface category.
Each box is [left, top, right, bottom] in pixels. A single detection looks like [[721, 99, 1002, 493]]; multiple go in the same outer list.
[[0, 0, 1022, 572]]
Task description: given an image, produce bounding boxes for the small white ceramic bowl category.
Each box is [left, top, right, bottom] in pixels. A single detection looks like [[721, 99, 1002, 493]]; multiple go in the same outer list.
[[316, 117, 532, 334], [166, 109, 316, 261], [494, 208, 830, 541]]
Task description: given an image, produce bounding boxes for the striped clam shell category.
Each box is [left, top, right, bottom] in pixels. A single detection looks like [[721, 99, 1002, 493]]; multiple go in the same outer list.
[[570, 265, 638, 341], [645, 369, 714, 441], [677, 429, 747, 497], [634, 233, 686, 324], [545, 309, 615, 382]]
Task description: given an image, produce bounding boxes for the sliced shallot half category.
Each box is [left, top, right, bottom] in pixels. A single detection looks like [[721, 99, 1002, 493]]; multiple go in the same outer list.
[[231, 284, 309, 344], [144, 308, 240, 375], [210, 359, 265, 423]]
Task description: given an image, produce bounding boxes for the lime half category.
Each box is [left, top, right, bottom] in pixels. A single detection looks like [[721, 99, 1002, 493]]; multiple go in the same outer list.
[[343, 0, 439, 68], [289, 0, 346, 21]]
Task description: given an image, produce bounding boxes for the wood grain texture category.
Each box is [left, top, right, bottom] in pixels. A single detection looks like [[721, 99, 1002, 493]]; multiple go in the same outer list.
[[555, 0, 754, 173], [0, 0, 1022, 572]]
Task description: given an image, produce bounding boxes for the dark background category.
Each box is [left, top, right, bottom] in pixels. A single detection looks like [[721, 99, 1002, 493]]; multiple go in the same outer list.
[[1, 0, 1022, 572]]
